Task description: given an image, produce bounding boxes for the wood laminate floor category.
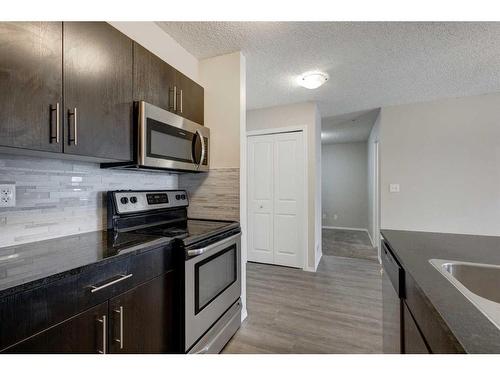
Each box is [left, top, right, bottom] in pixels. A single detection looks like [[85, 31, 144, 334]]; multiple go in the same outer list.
[[222, 254, 382, 354], [322, 228, 379, 261]]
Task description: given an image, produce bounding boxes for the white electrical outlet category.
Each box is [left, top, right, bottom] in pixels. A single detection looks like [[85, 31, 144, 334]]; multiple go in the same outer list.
[[322, 213, 326, 219], [389, 184, 400, 193], [0, 184, 16, 207], [333, 214, 338, 220]]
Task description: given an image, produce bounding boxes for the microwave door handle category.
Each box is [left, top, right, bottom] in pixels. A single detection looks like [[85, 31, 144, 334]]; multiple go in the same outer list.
[[195, 130, 206, 169], [191, 131, 199, 164]]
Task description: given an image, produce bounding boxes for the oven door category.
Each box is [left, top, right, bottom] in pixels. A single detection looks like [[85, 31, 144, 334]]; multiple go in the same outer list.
[[184, 232, 241, 351], [138, 101, 209, 172]]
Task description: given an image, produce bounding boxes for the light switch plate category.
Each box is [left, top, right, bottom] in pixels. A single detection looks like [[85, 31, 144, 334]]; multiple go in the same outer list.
[[389, 184, 400, 193], [0, 184, 16, 207]]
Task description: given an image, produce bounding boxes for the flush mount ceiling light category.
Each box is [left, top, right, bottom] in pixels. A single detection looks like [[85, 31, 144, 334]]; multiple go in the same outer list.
[[297, 71, 329, 89]]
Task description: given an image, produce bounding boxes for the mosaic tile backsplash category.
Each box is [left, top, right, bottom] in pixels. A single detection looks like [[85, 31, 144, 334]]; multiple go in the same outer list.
[[0, 154, 178, 247], [179, 168, 240, 222]]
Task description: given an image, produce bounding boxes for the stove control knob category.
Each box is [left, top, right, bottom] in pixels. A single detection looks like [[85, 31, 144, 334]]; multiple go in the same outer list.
[[120, 197, 129, 204], [181, 194, 186, 200], [175, 194, 180, 200], [130, 196, 138, 204]]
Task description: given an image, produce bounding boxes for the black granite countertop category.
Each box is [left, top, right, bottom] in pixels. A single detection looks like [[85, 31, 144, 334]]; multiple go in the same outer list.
[[382, 229, 500, 353], [0, 231, 173, 299]]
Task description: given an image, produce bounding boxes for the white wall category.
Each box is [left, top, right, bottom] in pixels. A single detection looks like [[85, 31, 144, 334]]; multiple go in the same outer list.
[[379, 93, 500, 236], [315, 109, 322, 269], [247, 102, 322, 271], [198, 51, 248, 321], [322, 142, 368, 230], [108, 22, 199, 82], [368, 112, 381, 249], [199, 52, 244, 168]]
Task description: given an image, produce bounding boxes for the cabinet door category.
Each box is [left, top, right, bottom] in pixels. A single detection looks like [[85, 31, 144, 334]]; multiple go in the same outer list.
[[4, 302, 108, 354], [382, 270, 402, 353], [0, 22, 63, 153], [63, 22, 133, 161], [174, 71, 204, 125], [133, 42, 176, 112], [108, 272, 176, 354], [403, 303, 430, 354]]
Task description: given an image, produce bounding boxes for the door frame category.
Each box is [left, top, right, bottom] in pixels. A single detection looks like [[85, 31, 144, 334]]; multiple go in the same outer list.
[[372, 140, 381, 263], [246, 125, 309, 271]]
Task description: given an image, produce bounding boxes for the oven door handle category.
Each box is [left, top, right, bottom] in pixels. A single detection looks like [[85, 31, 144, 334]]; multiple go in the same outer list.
[[187, 232, 241, 257]]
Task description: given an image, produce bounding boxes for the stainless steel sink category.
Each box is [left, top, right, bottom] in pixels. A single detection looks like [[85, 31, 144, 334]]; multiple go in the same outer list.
[[429, 259, 500, 329]]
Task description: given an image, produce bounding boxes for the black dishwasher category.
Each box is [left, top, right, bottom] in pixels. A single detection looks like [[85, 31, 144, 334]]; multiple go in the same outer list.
[[381, 239, 405, 353]]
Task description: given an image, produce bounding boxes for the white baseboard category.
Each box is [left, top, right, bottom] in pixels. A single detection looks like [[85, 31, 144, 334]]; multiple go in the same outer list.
[[241, 308, 248, 322], [366, 230, 376, 248], [322, 225, 367, 232], [315, 251, 322, 269], [303, 251, 322, 272]]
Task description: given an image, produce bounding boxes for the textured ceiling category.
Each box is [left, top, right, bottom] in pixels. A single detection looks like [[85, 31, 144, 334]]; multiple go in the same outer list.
[[321, 109, 379, 144], [157, 22, 500, 118]]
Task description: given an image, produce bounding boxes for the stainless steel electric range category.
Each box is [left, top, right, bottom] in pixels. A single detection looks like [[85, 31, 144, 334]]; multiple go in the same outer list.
[[107, 189, 242, 354]]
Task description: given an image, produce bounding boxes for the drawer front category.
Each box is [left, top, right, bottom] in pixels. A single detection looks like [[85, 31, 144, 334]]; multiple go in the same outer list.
[[0, 245, 173, 351], [403, 302, 430, 353]]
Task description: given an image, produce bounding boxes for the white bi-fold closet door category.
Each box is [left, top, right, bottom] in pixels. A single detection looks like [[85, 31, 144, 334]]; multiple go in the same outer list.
[[247, 131, 305, 268]]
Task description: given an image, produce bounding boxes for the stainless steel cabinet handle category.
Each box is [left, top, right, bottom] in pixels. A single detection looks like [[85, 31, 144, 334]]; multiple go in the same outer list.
[[173, 86, 177, 112], [114, 306, 124, 349], [169, 86, 176, 111], [89, 273, 133, 293], [97, 315, 107, 354], [179, 89, 183, 113], [56, 102, 60, 143], [195, 130, 206, 169], [68, 107, 78, 146], [50, 102, 60, 144]]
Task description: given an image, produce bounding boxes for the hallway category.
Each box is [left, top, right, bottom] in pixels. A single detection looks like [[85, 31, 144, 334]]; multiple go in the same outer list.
[[223, 248, 382, 353], [322, 228, 379, 261]]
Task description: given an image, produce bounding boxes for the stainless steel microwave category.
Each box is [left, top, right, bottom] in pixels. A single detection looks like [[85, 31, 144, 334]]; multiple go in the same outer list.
[[102, 101, 209, 173]]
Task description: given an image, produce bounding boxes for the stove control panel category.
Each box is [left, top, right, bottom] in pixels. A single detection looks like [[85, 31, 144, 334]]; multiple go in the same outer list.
[[113, 190, 188, 214]]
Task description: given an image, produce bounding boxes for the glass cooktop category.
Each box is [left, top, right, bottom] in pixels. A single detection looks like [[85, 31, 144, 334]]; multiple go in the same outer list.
[[134, 219, 239, 245]]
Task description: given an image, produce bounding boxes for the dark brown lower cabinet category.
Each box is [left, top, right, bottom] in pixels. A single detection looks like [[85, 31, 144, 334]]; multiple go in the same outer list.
[[4, 271, 176, 354], [5, 302, 108, 354], [109, 272, 175, 354], [403, 303, 431, 354]]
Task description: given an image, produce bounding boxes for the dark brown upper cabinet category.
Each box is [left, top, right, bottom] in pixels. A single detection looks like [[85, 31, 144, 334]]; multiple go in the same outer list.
[[133, 42, 176, 113], [133, 42, 204, 125], [63, 22, 133, 161], [0, 22, 63, 153], [174, 70, 204, 125], [0, 22, 203, 163]]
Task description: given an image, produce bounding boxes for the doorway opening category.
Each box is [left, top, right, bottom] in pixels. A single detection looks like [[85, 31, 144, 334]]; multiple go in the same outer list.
[[321, 109, 380, 262]]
